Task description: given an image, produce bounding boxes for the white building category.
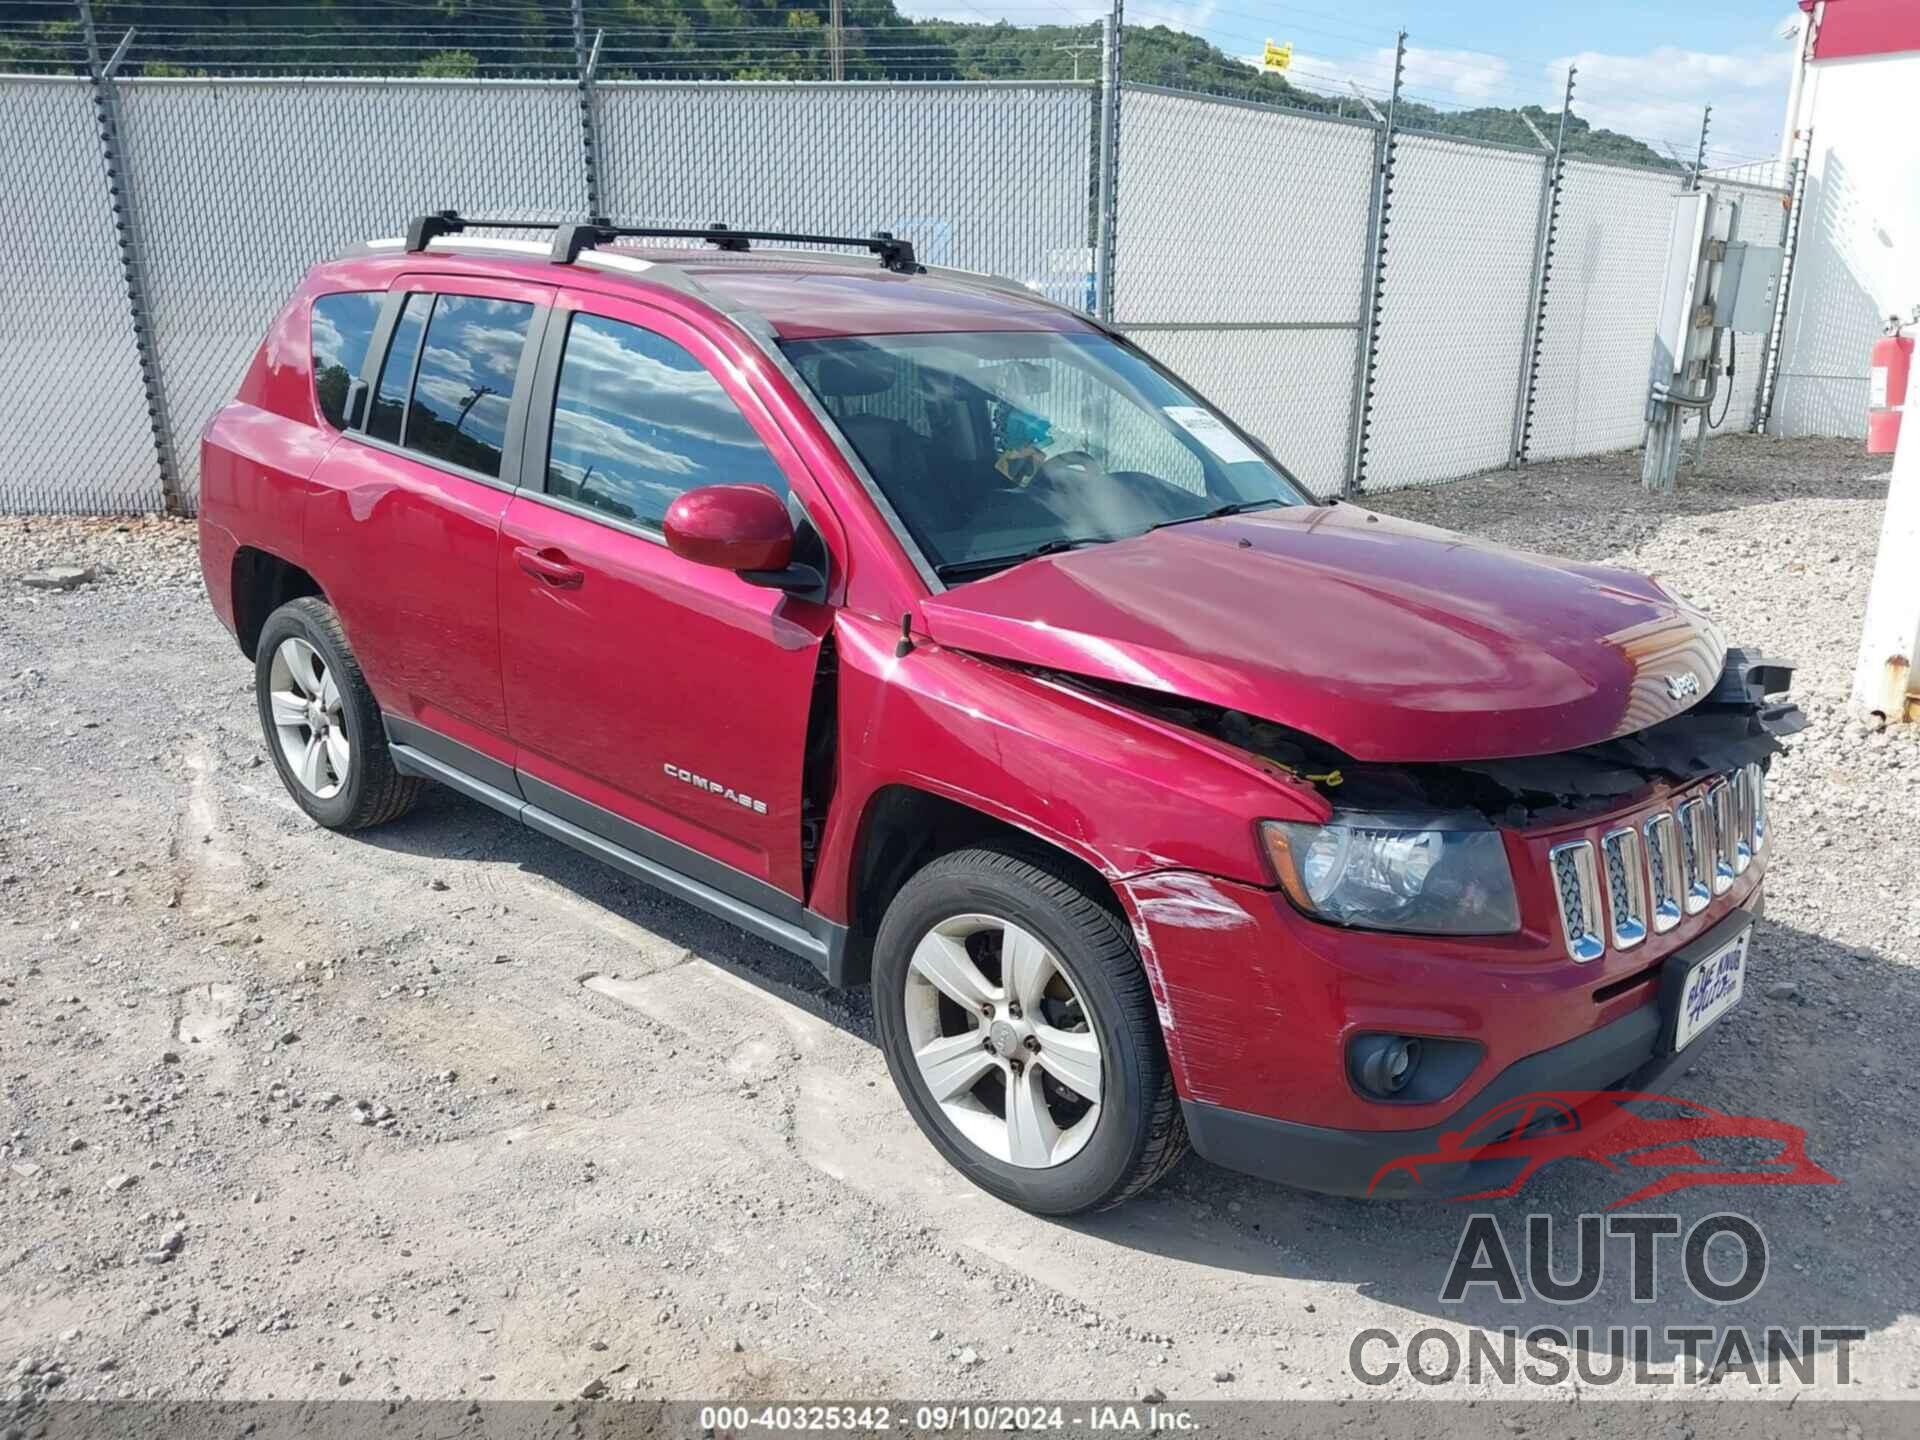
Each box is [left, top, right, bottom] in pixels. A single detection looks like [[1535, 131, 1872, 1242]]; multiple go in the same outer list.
[[1769, 0, 1920, 437]]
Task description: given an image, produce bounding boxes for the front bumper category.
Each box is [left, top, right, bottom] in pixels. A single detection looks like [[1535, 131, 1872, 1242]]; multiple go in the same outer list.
[[1180, 908, 1755, 1198]]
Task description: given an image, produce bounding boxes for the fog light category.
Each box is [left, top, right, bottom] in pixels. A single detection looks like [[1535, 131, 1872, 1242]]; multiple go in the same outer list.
[[1346, 1033, 1483, 1105], [1354, 1035, 1421, 1097]]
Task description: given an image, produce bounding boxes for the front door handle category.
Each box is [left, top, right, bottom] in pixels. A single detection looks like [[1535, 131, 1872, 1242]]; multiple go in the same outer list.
[[514, 545, 584, 589]]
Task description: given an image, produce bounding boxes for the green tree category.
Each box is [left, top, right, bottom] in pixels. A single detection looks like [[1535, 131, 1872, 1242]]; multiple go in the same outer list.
[[418, 48, 478, 78]]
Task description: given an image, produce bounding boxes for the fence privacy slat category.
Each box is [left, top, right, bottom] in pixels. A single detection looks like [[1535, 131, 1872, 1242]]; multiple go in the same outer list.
[[0, 77, 158, 514], [0, 73, 1788, 516]]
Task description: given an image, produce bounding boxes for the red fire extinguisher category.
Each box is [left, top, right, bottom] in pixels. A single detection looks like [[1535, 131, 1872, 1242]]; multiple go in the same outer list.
[[1869, 312, 1914, 455]]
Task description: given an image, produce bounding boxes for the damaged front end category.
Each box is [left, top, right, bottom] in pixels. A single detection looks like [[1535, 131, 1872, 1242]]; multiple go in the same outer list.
[[1049, 647, 1806, 827]]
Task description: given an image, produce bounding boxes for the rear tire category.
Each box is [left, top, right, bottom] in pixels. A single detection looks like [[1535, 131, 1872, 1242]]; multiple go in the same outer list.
[[254, 597, 420, 832], [873, 845, 1187, 1215]]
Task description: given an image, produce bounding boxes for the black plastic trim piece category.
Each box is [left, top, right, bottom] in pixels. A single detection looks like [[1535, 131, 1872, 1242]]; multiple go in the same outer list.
[[388, 732, 852, 984], [404, 210, 465, 252], [518, 296, 570, 494], [519, 805, 839, 975], [738, 562, 828, 602], [390, 742, 525, 822], [384, 716, 521, 798], [517, 771, 804, 924]]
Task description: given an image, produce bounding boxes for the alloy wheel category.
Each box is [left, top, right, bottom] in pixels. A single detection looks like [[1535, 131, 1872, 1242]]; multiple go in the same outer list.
[[267, 636, 349, 800], [901, 913, 1104, 1169]]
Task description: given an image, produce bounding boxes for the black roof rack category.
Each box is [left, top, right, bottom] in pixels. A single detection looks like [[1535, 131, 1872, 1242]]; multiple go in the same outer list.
[[402, 211, 920, 274]]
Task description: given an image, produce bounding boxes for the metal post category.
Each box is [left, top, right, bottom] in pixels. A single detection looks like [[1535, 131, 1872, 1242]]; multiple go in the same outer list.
[[1688, 104, 1711, 190], [1093, 3, 1123, 323], [1343, 31, 1404, 498], [829, 0, 845, 82], [78, 0, 182, 517], [1755, 132, 1810, 434], [571, 0, 604, 217], [1510, 65, 1575, 467]]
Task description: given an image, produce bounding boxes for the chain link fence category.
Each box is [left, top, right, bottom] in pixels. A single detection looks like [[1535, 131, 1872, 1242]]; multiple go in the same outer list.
[[114, 77, 589, 508], [1362, 132, 1547, 492], [1110, 86, 1375, 498], [1527, 158, 1682, 462], [598, 81, 1092, 302], [0, 67, 1789, 517], [0, 77, 157, 514]]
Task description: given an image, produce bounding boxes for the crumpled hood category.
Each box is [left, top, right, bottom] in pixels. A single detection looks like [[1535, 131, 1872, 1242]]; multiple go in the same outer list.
[[920, 504, 1726, 764]]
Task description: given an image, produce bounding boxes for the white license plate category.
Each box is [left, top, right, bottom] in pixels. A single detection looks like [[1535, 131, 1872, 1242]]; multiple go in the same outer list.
[[1674, 929, 1750, 1050]]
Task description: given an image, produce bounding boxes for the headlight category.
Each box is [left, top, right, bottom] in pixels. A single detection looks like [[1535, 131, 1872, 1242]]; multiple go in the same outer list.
[[1261, 819, 1519, 936]]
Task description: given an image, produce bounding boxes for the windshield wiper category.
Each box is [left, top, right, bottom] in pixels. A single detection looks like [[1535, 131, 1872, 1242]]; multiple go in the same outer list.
[[1148, 499, 1284, 533], [933, 535, 1111, 582]]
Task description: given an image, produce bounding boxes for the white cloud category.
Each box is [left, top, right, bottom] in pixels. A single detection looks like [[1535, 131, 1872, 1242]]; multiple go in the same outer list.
[[1550, 43, 1793, 168], [1285, 45, 1510, 110], [1282, 32, 1793, 169]]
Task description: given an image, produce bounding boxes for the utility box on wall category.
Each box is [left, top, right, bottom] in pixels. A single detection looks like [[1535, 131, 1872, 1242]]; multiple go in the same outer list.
[[1716, 241, 1785, 333], [1648, 192, 1714, 385]]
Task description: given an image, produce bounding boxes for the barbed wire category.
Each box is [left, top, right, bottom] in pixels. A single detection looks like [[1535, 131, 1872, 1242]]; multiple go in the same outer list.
[[0, 0, 1781, 167]]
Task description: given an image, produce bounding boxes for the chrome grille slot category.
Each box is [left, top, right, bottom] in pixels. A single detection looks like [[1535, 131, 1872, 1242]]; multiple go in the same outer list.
[[1731, 767, 1754, 874], [1642, 812, 1683, 933], [1549, 840, 1606, 962], [1600, 826, 1648, 950], [1745, 760, 1768, 855], [1674, 797, 1713, 914], [1707, 778, 1736, 894]]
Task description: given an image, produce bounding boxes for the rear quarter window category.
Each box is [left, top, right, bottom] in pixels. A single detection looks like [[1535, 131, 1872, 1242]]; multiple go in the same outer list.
[[309, 291, 382, 430]]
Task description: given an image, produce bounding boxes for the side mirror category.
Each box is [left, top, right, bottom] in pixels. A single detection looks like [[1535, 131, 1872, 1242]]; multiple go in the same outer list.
[[664, 484, 825, 599]]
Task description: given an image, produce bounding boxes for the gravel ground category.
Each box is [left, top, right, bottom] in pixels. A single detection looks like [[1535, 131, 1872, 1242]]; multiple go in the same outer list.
[[2, 435, 1917, 1422]]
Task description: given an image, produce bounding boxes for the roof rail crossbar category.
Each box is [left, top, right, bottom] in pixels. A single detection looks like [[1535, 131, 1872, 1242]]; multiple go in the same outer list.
[[404, 212, 589, 253], [548, 219, 921, 272], [403, 211, 921, 272]]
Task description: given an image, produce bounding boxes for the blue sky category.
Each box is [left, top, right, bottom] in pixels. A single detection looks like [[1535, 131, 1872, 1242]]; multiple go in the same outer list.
[[897, 1, 1800, 168]]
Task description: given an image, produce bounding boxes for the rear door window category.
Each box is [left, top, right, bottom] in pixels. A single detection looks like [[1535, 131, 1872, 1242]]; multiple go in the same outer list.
[[367, 293, 430, 445], [400, 295, 535, 480], [310, 291, 381, 430]]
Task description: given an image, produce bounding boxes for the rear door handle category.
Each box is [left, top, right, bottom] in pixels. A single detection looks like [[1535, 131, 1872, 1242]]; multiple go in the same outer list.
[[514, 545, 584, 589]]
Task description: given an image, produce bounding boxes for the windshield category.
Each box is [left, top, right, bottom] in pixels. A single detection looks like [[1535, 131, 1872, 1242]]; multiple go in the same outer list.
[[782, 330, 1309, 581]]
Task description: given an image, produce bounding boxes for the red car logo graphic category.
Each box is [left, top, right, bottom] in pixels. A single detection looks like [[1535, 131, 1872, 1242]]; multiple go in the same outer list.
[[1368, 1091, 1838, 1207]]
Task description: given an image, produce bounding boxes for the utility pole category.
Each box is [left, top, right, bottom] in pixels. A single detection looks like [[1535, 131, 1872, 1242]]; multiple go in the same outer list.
[[1054, 37, 1099, 80], [829, 0, 844, 82]]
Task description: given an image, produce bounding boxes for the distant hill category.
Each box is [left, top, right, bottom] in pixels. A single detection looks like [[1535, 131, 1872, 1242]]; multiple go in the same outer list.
[[0, 0, 1676, 169]]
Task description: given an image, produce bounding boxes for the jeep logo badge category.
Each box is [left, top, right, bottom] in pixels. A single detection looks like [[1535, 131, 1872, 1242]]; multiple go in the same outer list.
[[1665, 672, 1700, 701]]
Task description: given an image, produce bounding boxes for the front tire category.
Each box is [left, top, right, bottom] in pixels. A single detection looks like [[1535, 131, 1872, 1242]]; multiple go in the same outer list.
[[873, 846, 1187, 1215], [254, 597, 420, 832]]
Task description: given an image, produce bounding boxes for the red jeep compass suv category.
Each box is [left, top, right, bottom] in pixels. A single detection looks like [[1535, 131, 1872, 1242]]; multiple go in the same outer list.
[[198, 214, 1800, 1215]]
